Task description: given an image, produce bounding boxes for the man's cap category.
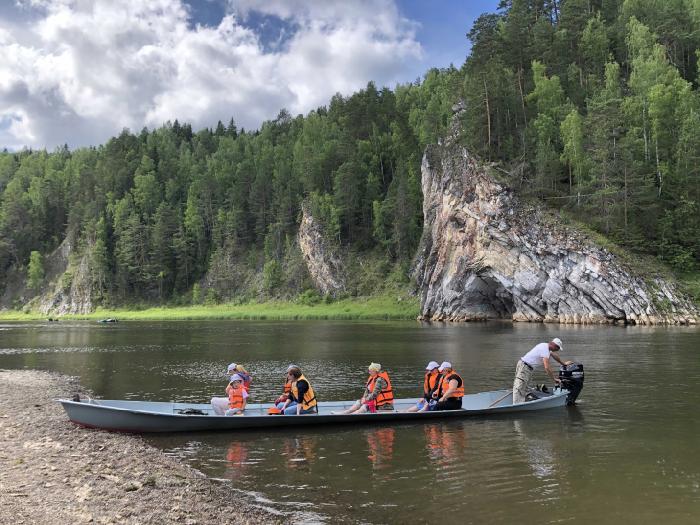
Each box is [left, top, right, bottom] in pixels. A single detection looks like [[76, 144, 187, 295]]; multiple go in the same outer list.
[[425, 361, 439, 371], [227, 362, 237, 372], [368, 362, 381, 372], [438, 361, 452, 372], [230, 374, 244, 382], [551, 338, 563, 350]]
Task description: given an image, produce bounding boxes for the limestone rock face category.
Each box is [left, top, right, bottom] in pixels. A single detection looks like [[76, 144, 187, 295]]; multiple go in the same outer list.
[[298, 204, 346, 297], [415, 137, 697, 325], [30, 236, 93, 315], [0, 235, 93, 315], [39, 250, 93, 315]]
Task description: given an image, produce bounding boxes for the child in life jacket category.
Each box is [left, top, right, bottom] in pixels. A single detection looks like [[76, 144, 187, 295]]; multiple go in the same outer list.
[[225, 374, 248, 416]]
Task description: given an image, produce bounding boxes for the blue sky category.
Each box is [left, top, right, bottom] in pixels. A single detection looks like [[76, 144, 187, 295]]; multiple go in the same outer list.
[[401, 0, 500, 73], [1, 0, 501, 149]]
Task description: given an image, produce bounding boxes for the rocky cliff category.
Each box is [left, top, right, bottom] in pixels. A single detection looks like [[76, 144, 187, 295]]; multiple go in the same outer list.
[[298, 203, 346, 297], [414, 118, 697, 325], [0, 236, 93, 315], [38, 249, 93, 315]]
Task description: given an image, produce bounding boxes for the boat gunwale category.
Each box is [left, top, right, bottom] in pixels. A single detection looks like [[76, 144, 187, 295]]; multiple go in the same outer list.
[[58, 388, 570, 422]]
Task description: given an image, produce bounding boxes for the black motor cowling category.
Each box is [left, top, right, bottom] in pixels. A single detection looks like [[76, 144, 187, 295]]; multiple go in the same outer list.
[[559, 362, 584, 405]]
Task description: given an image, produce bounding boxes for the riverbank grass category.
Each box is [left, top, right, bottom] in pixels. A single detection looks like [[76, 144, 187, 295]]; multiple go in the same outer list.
[[0, 294, 420, 321]]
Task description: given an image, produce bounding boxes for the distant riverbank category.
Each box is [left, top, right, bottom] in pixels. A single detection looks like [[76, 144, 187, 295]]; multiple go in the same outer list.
[[0, 294, 420, 321]]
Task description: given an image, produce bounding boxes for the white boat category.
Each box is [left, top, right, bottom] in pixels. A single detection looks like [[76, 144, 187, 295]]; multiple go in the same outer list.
[[58, 388, 571, 433]]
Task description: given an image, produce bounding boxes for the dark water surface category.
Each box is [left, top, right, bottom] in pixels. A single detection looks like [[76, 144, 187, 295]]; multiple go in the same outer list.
[[2, 320, 699, 524]]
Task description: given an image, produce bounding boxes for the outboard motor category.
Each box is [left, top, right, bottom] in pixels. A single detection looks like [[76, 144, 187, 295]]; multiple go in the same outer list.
[[559, 362, 584, 405]]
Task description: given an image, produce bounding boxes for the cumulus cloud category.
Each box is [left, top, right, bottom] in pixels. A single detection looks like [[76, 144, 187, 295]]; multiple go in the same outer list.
[[0, 0, 423, 150]]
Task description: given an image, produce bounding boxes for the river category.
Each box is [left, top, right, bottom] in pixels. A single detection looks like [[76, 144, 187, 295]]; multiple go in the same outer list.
[[1, 320, 699, 524]]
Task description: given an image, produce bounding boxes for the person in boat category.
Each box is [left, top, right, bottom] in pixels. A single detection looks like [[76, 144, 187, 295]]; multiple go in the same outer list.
[[211, 363, 239, 415], [513, 337, 573, 404], [225, 374, 248, 415], [406, 361, 442, 412], [334, 363, 394, 414], [211, 363, 252, 415], [277, 366, 318, 415], [231, 363, 252, 392], [274, 364, 298, 410], [431, 362, 464, 411]]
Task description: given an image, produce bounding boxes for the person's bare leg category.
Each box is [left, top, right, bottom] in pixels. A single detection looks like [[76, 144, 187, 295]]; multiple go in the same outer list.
[[333, 400, 361, 415]]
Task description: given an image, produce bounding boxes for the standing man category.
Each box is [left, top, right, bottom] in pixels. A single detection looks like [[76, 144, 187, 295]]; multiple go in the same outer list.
[[513, 338, 572, 404]]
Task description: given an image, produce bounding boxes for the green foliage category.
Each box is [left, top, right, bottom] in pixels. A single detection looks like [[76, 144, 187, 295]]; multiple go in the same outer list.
[[0, 294, 421, 321], [27, 250, 44, 291], [262, 259, 283, 295], [60, 270, 73, 292], [205, 287, 219, 305], [297, 289, 322, 306], [460, 0, 700, 272], [1, 0, 699, 310], [191, 282, 201, 304]]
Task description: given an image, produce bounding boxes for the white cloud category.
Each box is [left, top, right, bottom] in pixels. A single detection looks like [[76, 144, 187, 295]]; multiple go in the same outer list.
[[0, 0, 422, 149]]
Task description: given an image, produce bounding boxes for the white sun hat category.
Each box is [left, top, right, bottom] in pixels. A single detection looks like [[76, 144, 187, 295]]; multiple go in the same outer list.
[[425, 361, 440, 371], [438, 361, 452, 372]]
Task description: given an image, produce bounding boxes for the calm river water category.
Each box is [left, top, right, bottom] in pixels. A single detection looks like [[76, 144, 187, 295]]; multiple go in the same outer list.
[[1, 320, 699, 524]]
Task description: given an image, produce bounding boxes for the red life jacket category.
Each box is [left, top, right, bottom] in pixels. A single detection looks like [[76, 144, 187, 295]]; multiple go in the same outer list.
[[366, 371, 394, 407]]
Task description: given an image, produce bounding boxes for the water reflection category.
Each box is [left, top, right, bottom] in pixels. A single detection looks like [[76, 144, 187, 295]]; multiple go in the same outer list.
[[424, 423, 468, 465], [282, 435, 318, 471], [366, 428, 395, 470], [225, 441, 249, 478], [513, 418, 556, 479]]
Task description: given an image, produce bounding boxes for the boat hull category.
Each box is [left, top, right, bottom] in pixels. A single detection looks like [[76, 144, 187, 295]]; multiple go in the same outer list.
[[59, 388, 570, 433]]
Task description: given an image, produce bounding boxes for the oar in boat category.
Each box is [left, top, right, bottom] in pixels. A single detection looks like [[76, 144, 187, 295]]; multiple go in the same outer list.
[[487, 390, 512, 408]]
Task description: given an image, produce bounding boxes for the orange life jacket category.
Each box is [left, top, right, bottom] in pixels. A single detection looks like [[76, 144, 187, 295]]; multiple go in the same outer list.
[[290, 375, 317, 411], [228, 383, 246, 409], [366, 371, 394, 407], [439, 371, 465, 399], [423, 371, 442, 399]]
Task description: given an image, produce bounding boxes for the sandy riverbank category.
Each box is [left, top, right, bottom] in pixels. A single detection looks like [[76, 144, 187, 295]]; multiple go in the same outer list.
[[0, 369, 280, 525]]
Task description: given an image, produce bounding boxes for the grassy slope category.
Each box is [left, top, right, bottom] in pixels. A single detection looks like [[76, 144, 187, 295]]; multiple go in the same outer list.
[[679, 272, 700, 305], [0, 294, 420, 321]]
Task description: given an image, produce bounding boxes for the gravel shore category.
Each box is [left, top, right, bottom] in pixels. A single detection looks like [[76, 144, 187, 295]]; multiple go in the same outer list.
[[0, 369, 281, 525]]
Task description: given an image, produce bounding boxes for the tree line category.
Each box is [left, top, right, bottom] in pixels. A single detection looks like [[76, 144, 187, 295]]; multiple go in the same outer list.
[[0, 0, 698, 306], [0, 77, 458, 303], [461, 0, 700, 271]]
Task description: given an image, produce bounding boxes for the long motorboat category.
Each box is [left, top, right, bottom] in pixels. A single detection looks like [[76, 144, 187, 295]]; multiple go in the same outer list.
[[58, 387, 572, 433]]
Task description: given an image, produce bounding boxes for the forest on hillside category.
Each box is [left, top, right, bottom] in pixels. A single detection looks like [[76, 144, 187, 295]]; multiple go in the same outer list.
[[1, 0, 699, 306]]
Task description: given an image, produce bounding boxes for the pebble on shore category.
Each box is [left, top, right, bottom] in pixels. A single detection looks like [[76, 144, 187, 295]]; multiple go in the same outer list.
[[0, 369, 280, 525]]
